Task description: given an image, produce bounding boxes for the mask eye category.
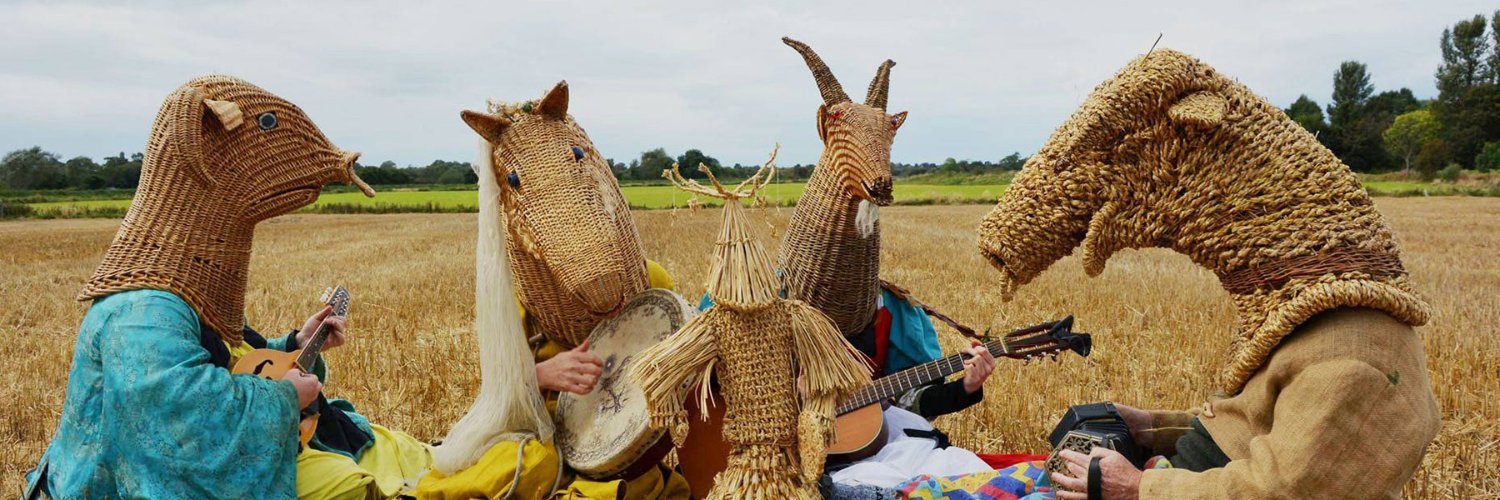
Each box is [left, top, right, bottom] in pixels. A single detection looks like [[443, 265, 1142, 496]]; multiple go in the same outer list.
[[571, 146, 585, 161], [257, 112, 278, 130], [507, 171, 521, 188]]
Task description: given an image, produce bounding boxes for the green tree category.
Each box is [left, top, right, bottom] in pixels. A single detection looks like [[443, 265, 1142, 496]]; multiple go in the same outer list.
[[1285, 95, 1331, 142], [675, 149, 721, 179], [64, 156, 104, 189], [633, 148, 673, 181], [1414, 139, 1452, 181], [1384, 109, 1441, 173], [0, 147, 67, 189], [1437, 15, 1493, 97], [1475, 141, 1500, 171], [997, 152, 1026, 171], [1434, 11, 1500, 167]]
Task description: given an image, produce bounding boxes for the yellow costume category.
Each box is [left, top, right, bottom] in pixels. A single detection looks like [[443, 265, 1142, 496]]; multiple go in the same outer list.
[[416, 260, 689, 499], [225, 342, 433, 499]]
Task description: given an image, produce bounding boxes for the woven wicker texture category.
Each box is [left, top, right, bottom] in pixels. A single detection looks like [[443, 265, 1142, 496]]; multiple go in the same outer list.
[[976, 49, 1432, 392], [461, 81, 649, 347], [79, 75, 371, 343], [630, 151, 871, 499], [777, 37, 908, 336]]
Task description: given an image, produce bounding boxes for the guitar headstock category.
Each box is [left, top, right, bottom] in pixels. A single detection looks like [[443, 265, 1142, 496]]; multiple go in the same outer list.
[[320, 285, 352, 318], [997, 315, 1092, 360]]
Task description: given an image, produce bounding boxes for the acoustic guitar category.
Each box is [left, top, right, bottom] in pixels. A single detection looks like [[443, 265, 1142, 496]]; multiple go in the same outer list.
[[678, 315, 1092, 497], [231, 285, 350, 447]]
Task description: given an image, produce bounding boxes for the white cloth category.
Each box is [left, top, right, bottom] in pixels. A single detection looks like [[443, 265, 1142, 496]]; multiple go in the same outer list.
[[829, 407, 992, 488]]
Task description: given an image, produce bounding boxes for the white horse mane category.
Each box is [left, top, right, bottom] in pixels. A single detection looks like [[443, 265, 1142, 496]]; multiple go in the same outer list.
[[429, 137, 555, 475]]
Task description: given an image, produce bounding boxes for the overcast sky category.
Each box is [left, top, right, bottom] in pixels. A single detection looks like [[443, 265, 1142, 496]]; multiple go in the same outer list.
[[1, 0, 1493, 167]]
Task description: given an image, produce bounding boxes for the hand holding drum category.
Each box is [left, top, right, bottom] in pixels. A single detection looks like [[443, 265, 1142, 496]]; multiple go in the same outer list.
[[537, 340, 604, 395]]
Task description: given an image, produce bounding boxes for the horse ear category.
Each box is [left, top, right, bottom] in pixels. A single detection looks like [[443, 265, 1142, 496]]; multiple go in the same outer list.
[[1167, 91, 1226, 128], [537, 81, 569, 119], [203, 99, 244, 130], [461, 110, 511, 144]]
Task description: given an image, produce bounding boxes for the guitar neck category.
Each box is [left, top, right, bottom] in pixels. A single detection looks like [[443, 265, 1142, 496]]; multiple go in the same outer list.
[[835, 338, 1010, 415], [295, 287, 350, 369]]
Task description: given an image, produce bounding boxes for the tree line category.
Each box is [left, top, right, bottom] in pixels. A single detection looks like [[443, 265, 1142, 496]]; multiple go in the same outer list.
[[5, 10, 1497, 191], [1286, 9, 1500, 179]]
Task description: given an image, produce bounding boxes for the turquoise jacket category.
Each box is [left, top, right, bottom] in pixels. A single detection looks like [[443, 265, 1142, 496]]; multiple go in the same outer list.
[[24, 289, 371, 499]]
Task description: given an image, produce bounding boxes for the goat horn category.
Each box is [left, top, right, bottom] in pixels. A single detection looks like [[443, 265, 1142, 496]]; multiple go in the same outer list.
[[865, 59, 895, 109], [782, 37, 850, 106]]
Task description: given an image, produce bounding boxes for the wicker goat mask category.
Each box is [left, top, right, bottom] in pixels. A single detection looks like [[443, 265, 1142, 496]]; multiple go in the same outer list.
[[461, 81, 649, 347], [778, 37, 908, 336], [80, 75, 372, 343], [977, 49, 1431, 392]]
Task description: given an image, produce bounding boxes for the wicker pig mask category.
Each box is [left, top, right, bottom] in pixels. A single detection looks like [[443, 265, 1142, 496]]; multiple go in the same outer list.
[[462, 81, 649, 346], [977, 49, 1429, 391], [80, 75, 372, 343]]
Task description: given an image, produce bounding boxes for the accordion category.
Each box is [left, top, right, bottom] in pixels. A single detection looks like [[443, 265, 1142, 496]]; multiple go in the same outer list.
[[1046, 402, 1149, 472]]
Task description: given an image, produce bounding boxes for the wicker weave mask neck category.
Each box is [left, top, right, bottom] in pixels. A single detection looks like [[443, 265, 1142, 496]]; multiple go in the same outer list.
[[462, 81, 649, 347], [79, 75, 372, 343], [977, 49, 1431, 392], [778, 37, 907, 336]]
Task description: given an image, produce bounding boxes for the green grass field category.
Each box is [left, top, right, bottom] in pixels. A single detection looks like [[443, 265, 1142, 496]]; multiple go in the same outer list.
[[24, 183, 1011, 217]]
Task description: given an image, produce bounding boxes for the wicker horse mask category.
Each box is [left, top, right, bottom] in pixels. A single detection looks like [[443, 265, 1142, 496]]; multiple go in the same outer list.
[[778, 37, 908, 336], [461, 81, 650, 347], [80, 75, 372, 343], [976, 49, 1431, 392]]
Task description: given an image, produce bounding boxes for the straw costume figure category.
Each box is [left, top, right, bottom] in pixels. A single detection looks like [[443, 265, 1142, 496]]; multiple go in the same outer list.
[[977, 49, 1439, 499], [776, 38, 999, 490], [420, 82, 683, 499], [631, 148, 872, 499], [26, 75, 434, 499]]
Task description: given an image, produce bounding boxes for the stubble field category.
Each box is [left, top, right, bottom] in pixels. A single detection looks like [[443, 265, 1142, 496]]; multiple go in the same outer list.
[[2, 198, 1497, 497]]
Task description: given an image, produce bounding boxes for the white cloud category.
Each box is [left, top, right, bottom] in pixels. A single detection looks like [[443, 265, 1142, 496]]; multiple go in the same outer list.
[[1, 0, 1493, 166]]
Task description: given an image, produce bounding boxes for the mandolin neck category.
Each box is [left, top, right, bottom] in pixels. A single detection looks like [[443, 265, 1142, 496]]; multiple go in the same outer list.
[[295, 286, 350, 370]]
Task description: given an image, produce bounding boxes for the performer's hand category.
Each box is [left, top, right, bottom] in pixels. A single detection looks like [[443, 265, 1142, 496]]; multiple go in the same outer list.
[[536, 340, 604, 395], [1051, 448, 1141, 500], [283, 368, 323, 409], [961, 340, 996, 394], [1112, 403, 1154, 447], [296, 305, 348, 351]]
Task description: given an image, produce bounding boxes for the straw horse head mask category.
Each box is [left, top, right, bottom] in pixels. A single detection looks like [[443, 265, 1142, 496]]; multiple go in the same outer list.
[[976, 49, 1429, 391], [461, 81, 649, 347]]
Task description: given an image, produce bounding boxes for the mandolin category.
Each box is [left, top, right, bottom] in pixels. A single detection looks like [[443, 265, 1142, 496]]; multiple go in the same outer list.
[[231, 285, 350, 447], [678, 315, 1091, 498]]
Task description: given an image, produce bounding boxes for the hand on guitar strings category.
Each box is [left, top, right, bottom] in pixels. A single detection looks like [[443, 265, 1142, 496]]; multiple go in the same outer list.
[[961, 340, 997, 394], [283, 368, 323, 410], [537, 340, 605, 395], [296, 305, 348, 352], [1051, 447, 1142, 500]]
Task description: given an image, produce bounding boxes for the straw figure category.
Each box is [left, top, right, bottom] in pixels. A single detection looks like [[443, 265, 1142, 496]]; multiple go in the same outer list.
[[432, 81, 649, 478], [978, 50, 1439, 498], [80, 75, 374, 343], [630, 147, 872, 499], [777, 37, 909, 336]]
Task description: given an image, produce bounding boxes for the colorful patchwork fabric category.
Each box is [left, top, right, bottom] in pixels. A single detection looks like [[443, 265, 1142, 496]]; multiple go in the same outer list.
[[898, 461, 1054, 500]]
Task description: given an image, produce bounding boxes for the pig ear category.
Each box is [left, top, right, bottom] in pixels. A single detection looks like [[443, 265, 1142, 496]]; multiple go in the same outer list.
[[1167, 91, 1226, 128], [203, 99, 244, 130], [461, 110, 511, 144], [537, 80, 569, 120]]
